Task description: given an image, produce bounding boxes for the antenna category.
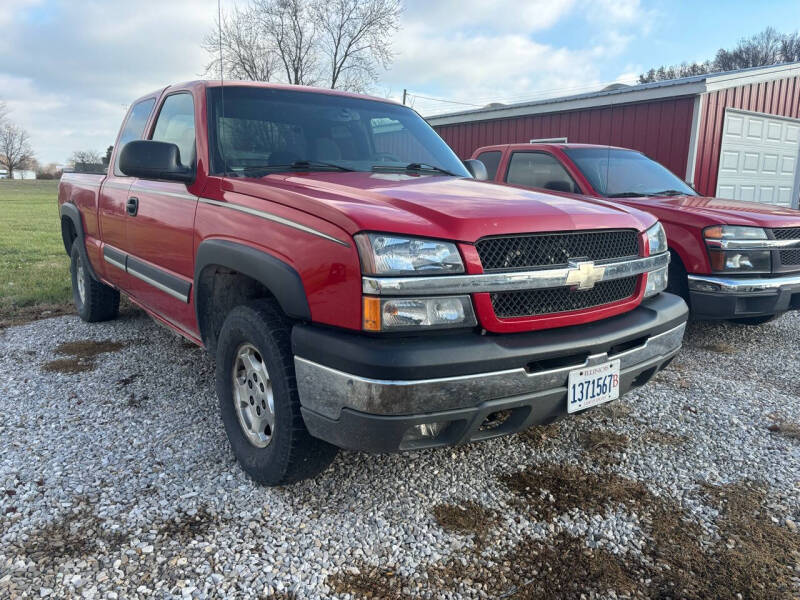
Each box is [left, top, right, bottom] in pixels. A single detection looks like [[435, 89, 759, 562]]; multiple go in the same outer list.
[[217, 0, 228, 175]]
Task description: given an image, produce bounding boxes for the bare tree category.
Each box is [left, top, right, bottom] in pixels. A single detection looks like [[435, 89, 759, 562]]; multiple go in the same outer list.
[[0, 122, 34, 179], [640, 27, 800, 83], [203, 4, 278, 81], [70, 150, 102, 166], [780, 31, 800, 63], [715, 27, 783, 71], [202, 0, 401, 92], [312, 0, 401, 92], [0, 101, 8, 128], [257, 0, 319, 85]]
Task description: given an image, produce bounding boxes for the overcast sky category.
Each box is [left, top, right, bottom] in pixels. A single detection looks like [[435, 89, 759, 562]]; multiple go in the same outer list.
[[2, 0, 798, 165]]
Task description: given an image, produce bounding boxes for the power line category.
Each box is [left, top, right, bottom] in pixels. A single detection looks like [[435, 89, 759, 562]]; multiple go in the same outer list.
[[404, 76, 641, 116]]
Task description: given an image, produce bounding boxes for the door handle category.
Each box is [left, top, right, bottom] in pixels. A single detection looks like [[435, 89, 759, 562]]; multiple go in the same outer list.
[[126, 196, 139, 216]]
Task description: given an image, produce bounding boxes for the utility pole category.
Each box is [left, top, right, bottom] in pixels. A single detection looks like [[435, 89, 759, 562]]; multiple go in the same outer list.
[[402, 89, 407, 105]]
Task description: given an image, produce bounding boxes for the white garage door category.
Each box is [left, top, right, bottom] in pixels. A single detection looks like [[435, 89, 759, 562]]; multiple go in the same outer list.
[[716, 109, 800, 207]]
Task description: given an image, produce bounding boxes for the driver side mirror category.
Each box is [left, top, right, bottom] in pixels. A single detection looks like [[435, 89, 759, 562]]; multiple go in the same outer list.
[[119, 140, 194, 183], [463, 159, 488, 181]]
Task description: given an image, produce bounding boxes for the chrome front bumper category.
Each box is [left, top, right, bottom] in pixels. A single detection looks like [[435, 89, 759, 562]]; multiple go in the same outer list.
[[296, 322, 686, 420], [687, 272, 800, 294]]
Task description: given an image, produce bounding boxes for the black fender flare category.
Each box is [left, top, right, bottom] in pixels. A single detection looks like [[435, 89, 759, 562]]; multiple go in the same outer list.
[[59, 202, 100, 281], [194, 239, 312, 336]]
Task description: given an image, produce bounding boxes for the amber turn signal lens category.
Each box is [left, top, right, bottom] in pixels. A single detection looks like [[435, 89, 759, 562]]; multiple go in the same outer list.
[[704, 226, 723, 239], [362, 296, 381, 331]]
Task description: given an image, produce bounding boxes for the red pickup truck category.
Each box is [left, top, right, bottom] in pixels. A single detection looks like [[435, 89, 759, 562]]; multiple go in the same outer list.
[[58, 81, 687, 485], [472, 143, 800, 324]]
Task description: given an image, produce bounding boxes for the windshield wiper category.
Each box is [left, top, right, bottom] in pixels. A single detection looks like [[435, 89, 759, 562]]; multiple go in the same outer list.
[[372, 162, 457, 176], [650, 189, 688, 196], [239, 160, 356, 173], [607, 192, 651, 198]]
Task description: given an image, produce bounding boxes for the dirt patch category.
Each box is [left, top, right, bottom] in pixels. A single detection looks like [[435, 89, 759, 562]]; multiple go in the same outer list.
[[498, 466, 800, 599], [517, 422, 560, 447], [499, 464, 650, 521], [767, 420, 800, 441], [642, 428, 688, 446], [116, 373, 139, 387], [694, 342, 736, 354], [327, 565, 413, 599], [41, 339, 127, 374], [156, 506, 217, 542], [578, 429, 630, 465], [0, 303, 75, 331], [597, 401, 633, 420], [431, 500, 496, 537], [42, 357, 96, 374], [20, 503, 128, 565]]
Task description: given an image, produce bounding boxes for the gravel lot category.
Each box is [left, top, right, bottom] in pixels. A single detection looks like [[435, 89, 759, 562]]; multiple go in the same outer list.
[[0, 308, 798, 599]]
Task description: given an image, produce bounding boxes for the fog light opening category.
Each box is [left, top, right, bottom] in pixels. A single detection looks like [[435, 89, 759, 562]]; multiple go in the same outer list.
[[480, 410, 512, 431], [401, 421, 448, 444]]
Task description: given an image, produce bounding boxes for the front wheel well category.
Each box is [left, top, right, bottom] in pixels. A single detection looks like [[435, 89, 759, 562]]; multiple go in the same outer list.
[[61, 216, 77, 255], [195, 266, 283, 354]]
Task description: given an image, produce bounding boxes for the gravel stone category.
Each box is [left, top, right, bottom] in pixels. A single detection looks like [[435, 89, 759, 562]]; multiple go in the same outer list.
[[0, 309, 799, 598]]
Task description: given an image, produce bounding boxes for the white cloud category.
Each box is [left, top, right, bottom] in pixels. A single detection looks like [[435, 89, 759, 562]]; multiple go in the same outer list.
[[0, 0, 658, 163]]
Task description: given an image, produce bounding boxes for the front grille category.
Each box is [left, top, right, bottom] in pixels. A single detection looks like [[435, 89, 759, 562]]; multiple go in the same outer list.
[[490, 276, 638, 318], [476, 230, 639, 271], [772, 227, 800, 240], [780, 249, 800, 266]]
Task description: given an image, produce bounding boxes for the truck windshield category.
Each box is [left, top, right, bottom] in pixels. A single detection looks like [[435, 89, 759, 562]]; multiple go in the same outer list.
[[563, 147, 696, 198], [207, 86, 469, 178]]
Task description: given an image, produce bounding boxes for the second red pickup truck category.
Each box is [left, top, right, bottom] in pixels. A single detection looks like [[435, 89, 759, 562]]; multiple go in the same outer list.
[[58, 81, 687, 485], [473, 143, 800, 324]]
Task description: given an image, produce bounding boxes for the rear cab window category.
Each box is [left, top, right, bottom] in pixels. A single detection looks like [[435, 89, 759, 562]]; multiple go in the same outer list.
[[113, 98, 156, 176], [506, 152, 578, 194]]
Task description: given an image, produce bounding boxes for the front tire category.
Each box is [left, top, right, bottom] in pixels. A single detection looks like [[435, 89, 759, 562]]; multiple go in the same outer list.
[[70, 243, 120, 322], [215, 299, 338, 485]]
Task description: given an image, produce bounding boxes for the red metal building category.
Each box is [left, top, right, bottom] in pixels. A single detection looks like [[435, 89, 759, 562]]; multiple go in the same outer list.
[[428, 62, 800, 208]]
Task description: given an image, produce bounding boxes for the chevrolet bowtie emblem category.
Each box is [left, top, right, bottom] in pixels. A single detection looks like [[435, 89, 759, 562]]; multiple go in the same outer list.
[[565, 260, 606, 290]]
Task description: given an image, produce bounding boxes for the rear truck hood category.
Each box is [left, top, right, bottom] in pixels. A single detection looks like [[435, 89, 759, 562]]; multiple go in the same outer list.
[[619, 194, 800, 229], [228, 172, 656, 242]]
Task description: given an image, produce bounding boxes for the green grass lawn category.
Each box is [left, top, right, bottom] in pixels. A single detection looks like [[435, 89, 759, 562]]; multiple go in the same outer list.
[[0, 180, 71, 315]]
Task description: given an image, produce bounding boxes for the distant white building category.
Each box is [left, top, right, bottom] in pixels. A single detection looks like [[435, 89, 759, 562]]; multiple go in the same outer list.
[[0, 169, 36, 180]]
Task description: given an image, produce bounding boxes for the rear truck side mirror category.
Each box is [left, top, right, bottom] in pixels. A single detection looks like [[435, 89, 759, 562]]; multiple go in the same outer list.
[[463, 159, 488, 181], [119, 140, 194, 183]]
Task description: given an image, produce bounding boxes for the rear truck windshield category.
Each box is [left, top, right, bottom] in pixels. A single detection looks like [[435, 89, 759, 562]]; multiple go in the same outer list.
[[563, 147, 697, 198], [206, 86, 470, 178]]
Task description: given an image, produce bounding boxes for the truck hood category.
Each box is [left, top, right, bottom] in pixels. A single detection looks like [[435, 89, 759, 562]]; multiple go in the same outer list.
[[230, 172, 655, 242], [618, 194, 800, 229]]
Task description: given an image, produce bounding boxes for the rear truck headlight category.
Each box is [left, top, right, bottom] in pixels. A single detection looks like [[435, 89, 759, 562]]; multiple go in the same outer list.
[[355, 233, 465, 275], [644, 266, 668, 298], [362, 296, 477, 331], [646, 222, 668, 256], [704, 225, 771, 273]]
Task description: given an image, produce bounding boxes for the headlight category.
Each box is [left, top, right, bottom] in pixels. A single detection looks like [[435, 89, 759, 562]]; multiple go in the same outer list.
[[646, 222, 668, 255], [704, 225, 767, 240], [704, 226, 771, 273], [644, 266, 668, 298], [362, 296, 476, 331], [355, 233, 464, 275]]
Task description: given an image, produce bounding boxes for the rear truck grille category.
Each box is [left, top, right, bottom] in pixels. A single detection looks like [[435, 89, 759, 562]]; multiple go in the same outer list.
[[772, 227, 800, 240], [491, 276, 638, 318], [476, 229, 639, 272]]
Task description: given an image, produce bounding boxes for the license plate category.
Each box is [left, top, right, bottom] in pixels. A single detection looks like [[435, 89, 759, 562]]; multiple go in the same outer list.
[[567, 360, 620, 413]]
